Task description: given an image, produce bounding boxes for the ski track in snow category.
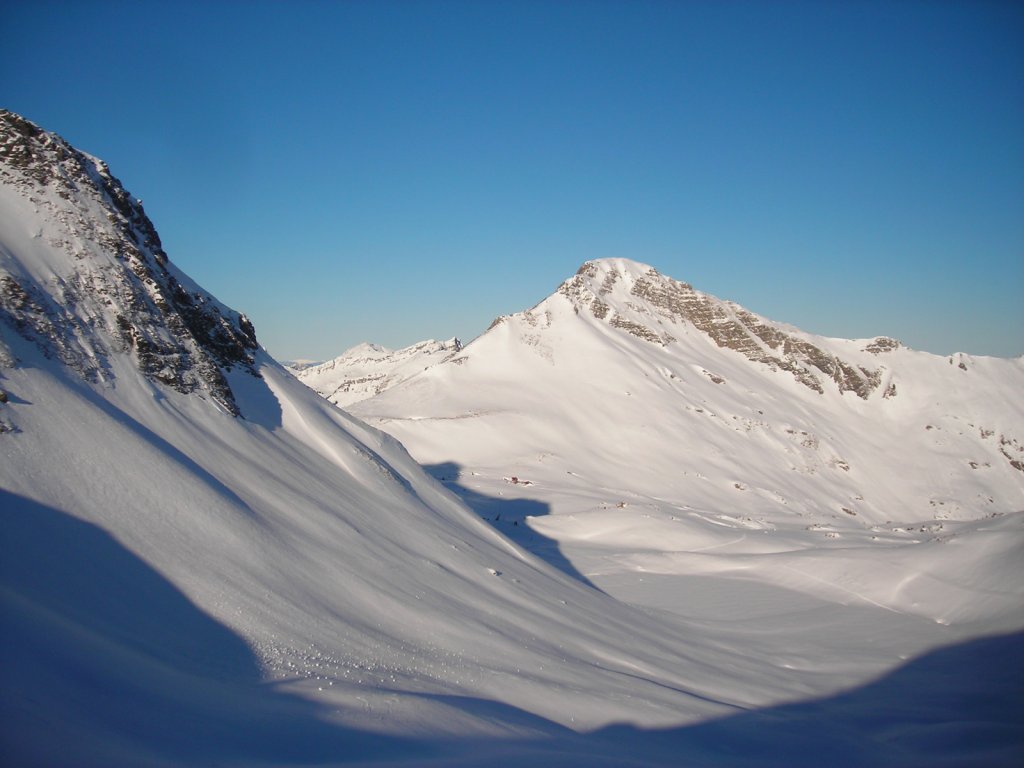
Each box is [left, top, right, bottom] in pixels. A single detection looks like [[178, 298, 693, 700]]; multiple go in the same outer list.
[[776, 562, 905, 615]]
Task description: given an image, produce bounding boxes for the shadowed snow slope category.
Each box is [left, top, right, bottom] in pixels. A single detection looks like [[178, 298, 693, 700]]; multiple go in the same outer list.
[[3, 111, 1023, 766]]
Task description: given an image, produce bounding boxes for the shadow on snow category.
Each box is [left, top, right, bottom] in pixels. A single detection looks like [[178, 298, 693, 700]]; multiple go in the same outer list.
[[584, 627, 1024, 767], [2, 488, 1021, 766], [0, 489, 425, 766], [424, 461, 602, 591]]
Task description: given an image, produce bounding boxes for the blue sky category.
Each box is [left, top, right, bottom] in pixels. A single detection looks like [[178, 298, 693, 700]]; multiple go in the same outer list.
[[3, 0, 1022, 360]]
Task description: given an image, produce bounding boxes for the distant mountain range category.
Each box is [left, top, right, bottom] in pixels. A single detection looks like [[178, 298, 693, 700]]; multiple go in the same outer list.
[[290, 337, 462, 407]]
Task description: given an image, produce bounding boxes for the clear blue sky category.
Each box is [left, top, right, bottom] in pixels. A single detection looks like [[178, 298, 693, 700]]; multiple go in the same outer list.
[[3, 0, 1022, 360]]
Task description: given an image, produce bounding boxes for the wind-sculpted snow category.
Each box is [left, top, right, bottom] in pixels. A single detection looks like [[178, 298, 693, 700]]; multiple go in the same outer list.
[[0, 110, 258, 414]]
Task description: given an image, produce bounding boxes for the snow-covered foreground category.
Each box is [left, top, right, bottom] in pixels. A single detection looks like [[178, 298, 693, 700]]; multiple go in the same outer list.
[[5, 358, 1022, 767], [2, 111, 1023, 766]]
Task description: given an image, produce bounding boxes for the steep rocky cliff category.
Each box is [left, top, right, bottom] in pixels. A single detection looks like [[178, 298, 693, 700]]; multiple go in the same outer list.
[[0, 110, 258, 415]]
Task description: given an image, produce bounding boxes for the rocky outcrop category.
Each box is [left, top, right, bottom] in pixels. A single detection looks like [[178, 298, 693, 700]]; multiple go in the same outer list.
[[864, 336, 901, 354], [0, 110, 258, 415], [561, 260, 883, 399]]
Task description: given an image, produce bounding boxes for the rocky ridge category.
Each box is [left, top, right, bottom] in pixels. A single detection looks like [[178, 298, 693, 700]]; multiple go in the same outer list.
[[559, 259, 888, 399], [0, 110, 258, 415]]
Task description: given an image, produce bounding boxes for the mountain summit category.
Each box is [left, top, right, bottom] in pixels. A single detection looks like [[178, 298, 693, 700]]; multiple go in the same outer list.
[[292, 336, 462, 407], [554, 258, 889, 398]]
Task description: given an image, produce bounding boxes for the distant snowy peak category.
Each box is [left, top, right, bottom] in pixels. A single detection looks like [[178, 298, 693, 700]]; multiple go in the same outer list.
[[293, 336, 462, 407], [0, 110, 258, 415], [282, 358, 322, 371], [536, 258, 893, 399]]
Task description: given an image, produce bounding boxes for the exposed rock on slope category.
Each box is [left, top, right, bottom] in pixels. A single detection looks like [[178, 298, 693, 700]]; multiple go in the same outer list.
[[0, 110, 258, 414], [561, 259, 883, 398]]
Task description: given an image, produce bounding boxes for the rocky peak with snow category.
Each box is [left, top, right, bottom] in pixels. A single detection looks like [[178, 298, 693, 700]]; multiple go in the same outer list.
[[556, 258, 885, 399], [0, 110, 258, 415], [351, 255, 1023, 529]]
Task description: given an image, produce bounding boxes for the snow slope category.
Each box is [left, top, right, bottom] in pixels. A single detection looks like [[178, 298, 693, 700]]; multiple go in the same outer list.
[[2, 110, 1022, 767], [347, 259, 1024, 759], [292, 338, 462, 407]]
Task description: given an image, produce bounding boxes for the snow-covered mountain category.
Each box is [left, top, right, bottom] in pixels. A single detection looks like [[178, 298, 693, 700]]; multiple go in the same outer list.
[[291, 337, 462, 407], [2, 110, 1022, 766], [353, 256, 1024, 532]]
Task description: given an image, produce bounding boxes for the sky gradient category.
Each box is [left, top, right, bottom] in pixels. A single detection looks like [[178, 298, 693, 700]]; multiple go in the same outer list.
[[3, 0, 1022, 360]]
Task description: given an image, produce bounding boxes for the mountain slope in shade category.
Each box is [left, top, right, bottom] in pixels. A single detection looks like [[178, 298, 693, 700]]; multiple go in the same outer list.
[[3, 111, 1023, 767], [292, 337, 462, 407]]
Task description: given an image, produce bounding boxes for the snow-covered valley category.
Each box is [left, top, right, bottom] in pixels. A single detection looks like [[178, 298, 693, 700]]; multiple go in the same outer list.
[[2, 109, 1023, 766]]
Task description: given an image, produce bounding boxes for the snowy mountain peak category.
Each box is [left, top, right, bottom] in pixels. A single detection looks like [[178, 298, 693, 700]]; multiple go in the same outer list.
[[0, 110, 258, 415], [346, 341, 390, 356], [552, 257, 883, 398], [332, 338, 462, 361], [577, 256, 657, 280], [558, 257, 659, 310], [352, 255, 1024, 550]]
